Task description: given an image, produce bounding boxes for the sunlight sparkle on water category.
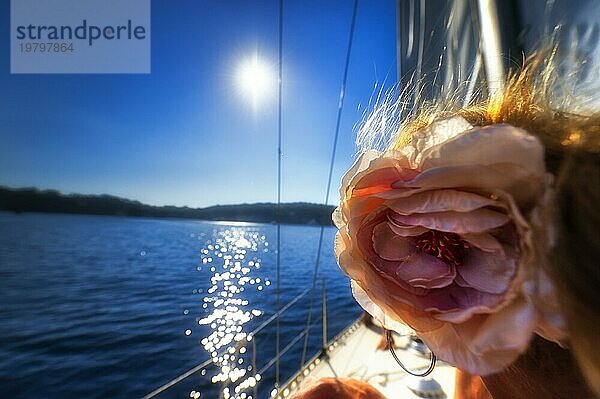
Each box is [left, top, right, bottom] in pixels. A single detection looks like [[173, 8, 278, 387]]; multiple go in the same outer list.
[[190, 227, 271, 398]]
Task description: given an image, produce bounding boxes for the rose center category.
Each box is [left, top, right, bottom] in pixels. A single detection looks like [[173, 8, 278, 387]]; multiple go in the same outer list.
[[414, 230, 468, 268]]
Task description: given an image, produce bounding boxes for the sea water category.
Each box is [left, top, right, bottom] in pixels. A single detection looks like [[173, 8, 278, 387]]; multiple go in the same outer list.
[[0, 212, 360, 399]]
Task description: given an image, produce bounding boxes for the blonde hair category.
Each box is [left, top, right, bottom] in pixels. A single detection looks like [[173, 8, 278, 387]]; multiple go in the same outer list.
[[374, 51, 600, 394], [391, 51, 600, 167]]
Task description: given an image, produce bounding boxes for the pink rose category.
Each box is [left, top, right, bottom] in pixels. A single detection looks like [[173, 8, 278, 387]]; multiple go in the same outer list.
[[333, 117, 566, 374]]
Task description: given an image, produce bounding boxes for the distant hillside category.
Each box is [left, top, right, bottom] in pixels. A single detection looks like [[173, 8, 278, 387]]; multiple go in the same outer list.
[[0, 187, 336, 226]]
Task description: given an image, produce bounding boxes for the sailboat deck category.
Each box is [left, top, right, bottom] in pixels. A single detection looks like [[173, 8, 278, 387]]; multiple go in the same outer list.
[[279, 318, 456, 398]]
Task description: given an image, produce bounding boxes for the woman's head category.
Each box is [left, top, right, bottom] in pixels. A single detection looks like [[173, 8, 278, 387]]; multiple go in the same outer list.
[[452, 55, 600, 393], [337, 50, 600, 392], [552, 149, 600, 394], [400, 53, 600, 392], [446, 56, 600, 395]]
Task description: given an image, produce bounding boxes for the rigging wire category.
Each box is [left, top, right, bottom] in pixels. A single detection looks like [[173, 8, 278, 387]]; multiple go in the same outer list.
[[300, 0, 359, 368], [275, 0, 284, 389], [145, 1, 359, 396]]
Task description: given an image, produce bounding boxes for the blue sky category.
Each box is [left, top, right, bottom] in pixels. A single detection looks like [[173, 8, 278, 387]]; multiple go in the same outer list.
[[0, 0, 397, 207]]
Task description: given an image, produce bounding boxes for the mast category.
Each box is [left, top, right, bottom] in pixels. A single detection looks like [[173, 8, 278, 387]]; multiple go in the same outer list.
[[395, 0, 521, 102]]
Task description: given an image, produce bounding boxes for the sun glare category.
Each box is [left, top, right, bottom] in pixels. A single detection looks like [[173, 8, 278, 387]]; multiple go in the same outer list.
[[236, 55, 275, 109]]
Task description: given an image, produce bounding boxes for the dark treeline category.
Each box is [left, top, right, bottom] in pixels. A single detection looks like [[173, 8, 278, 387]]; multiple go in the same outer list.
[[0, 187, 336, 225]]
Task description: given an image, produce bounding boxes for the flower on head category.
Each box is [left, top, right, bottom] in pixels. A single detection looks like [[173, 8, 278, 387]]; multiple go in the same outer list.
[[333, 117, 566, 375]]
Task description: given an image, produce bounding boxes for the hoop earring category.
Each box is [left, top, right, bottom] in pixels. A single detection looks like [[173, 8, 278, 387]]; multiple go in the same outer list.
[[386, 329, 437, 377]]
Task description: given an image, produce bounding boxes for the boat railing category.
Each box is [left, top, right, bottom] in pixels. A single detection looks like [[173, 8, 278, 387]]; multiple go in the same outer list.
[[142, 284, 329, 399]]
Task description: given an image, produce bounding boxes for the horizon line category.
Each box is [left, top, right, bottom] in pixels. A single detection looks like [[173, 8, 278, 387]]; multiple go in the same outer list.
[[0, 184, 337, 210]]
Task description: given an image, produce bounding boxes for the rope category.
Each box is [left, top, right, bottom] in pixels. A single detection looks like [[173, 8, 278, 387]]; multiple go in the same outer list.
[[275, 0, 284, 388], [300, 0, 359, 367], [385, 330, 436, 377]]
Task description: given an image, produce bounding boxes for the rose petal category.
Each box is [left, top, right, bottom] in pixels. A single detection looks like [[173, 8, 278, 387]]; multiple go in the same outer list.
[[332, 207, 345, 229], [389, 209, 510, 234], [457, 248, 516, 294], [453, 273, 471, 288], [397, 251, 456, 289], [391, 163, 544, 208], [351, 281, 415, 335], [354, 212, 430, 296], [372, 222, 414, 260], [353, 166, 419, 197], [351, 280, 443, 333], [334, 229, 348, 265], [399, 116, 474, 167], [340, 150, 381, 198], [344, 196, 386, 220], [344, 154, 413, 199], [387, 189, 497, 215], [351, 216, 507, 320], [353, 167, 406, 196], [356, 213, 506, 312], [417, 298, 537, 375], [406, 283, 503, 314], [461, 233, 505, 254], [465, 299, 535, 354], [386, 218, 429, 236], [419, 124, 545, 175]]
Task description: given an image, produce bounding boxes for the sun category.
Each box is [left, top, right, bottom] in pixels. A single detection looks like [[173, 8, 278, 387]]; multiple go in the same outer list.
[[236, 55, 275, 109]]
